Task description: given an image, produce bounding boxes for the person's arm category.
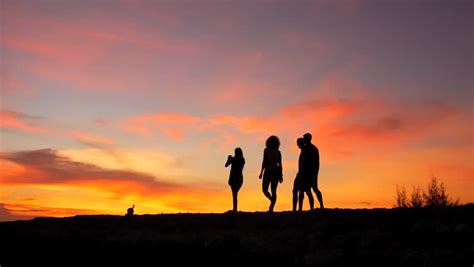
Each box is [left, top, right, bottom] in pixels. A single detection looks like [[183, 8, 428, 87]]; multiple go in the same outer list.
[[225, 155, 232, 167], [278, 150, 283, 183], [315, 148, 320, 172], [259, 149, 266, 179]]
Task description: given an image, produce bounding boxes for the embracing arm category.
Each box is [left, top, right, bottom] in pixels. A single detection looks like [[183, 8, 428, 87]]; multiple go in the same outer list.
[[259, 150, 266, 179], [225, 155, 232, 167]]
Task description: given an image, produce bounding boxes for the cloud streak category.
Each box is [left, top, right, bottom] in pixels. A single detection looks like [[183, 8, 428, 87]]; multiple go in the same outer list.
[[0, 110, 48, 134], [0, 203, 97, 221], [0, 149, 188, 197], [123, 86, 463, 158]]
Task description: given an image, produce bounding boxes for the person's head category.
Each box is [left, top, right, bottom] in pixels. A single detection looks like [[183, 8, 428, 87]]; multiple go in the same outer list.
[[265, 135, 280, 150], [234, 147, 243, 158], [303, 133, 312, 144], [297, 137, 305, 149]]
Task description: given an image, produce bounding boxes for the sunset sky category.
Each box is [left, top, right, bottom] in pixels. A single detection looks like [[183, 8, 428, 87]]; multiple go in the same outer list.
[[1, 0, 473, 221]]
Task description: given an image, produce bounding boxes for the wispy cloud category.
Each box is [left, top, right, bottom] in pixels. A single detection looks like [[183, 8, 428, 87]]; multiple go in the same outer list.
[[0, 202, 97, 221], [0, 110, 48, 134], [124, 112, 201, 139], [122, 77, 465, 160], [0, 203, 33, 221], [67, 130, 115, 147], [0, 149, 186, 197]]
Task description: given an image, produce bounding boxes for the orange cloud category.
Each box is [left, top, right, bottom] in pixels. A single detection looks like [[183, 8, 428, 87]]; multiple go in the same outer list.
[[0, 203, 34, 221], [124, 112, 201, 140], [0, 202, 97, 220], [0, 149, 230, 216], [162, 127, 184, 141], [0, 149, 186, 197], [276, 96, 464, 159], [208, 115, 281, 134], [67, 131, 115, 146], [0, 109, 118, 149], [0, 110, 47, 134]]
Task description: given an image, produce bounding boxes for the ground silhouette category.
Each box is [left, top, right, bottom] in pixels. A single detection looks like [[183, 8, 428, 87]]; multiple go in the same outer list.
[[0, 205, 472, 267]]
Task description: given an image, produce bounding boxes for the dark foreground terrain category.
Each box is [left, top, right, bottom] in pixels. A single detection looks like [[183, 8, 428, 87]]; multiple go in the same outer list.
[[1, 205, 473, 267]]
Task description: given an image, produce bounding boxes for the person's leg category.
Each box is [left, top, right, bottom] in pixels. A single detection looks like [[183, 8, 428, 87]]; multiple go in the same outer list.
[[262, 176, 272, 202], [306, 188, 314, 210], [298, 188, 304, 211], [292, 178, 298, 212], [231, 185, 238, 212], [232, 190, 238, 211], [298, 175, 308, 211], [232, 180, 242, 212], [269, 179, 278, 212], [312, 175, 324, 209]]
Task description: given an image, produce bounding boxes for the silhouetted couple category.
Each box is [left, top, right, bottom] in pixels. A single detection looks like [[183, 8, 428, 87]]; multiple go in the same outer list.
[[292, 133, 324, 211]]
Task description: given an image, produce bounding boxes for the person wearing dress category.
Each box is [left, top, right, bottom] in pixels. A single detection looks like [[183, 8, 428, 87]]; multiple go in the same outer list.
[[225, 147, 245, 212]]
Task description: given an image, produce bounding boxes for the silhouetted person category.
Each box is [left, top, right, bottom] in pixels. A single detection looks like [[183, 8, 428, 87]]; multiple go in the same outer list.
[[126, 204, 135, 216], [294, 137, 314, 211], [225, 147, 245, 212], [125, 204, 134, 224], [259, 135, 283, 212], [304, 133, 324, 209], [292, 138, 303, 212]]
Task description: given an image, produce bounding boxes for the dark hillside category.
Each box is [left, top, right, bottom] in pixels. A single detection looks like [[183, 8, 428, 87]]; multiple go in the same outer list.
[[1, 205, 472, 267]]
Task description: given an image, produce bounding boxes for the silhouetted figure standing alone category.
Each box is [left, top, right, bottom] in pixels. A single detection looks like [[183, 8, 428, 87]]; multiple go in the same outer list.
[[125, 204, 134, 224], [293, 137, 314, 211], [303, 133, 324, 209], [126, 204, 135, 216], [225, 147, 245, 212], [259, 135, 283, 212]]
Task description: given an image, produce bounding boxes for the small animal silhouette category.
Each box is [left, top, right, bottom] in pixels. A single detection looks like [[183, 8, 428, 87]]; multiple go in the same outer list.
[[126, 204, 135, 216]]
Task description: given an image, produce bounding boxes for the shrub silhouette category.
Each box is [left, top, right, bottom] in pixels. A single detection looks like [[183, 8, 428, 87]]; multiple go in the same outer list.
[[410, 186, 423, 208], [395, 185, 409, 208], [395, 176, 459, 208]]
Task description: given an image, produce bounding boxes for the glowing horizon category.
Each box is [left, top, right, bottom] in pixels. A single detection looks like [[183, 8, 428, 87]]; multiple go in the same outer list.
[[1, 0, 473, 221]]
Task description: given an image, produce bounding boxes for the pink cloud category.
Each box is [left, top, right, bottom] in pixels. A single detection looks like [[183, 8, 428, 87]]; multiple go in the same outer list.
[[4, 36, 102, 66], [86, 30, 199, 53], [121, 73, 466, 160], [0, 68, 35, 95], [208, 115, 281, 134], [94, 119, 108, 127], [0, 110, 47, 134], [3, 7, 201, 94]]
